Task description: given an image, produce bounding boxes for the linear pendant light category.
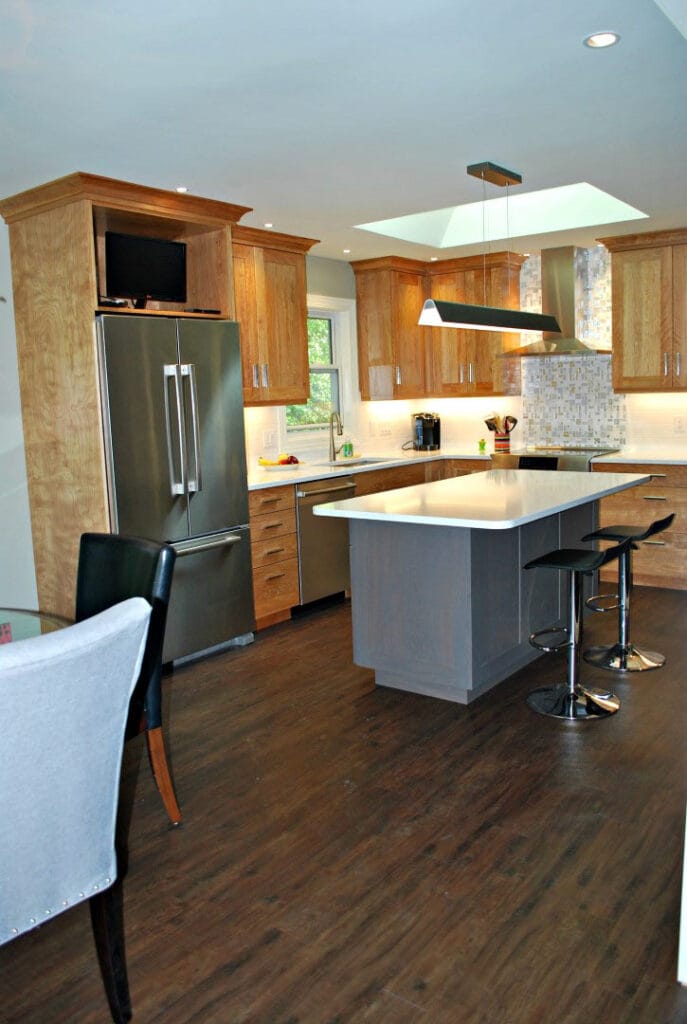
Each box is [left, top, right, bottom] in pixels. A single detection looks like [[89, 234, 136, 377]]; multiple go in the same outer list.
[[418, 161, 561, 335]]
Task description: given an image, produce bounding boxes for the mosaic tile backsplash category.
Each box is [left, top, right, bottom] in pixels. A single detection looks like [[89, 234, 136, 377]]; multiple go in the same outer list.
[[520, 246, 625, 447]]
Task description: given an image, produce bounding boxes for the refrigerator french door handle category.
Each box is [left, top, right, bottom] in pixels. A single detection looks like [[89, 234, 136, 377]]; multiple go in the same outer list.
[[163, 364, 186, 496], [182, 363, 203, 493]]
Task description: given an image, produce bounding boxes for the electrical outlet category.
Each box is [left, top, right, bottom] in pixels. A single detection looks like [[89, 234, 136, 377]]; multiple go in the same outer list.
[[263, 430, 275, 447], [379, 422, 392, 437], [674, 416, 686, 435]]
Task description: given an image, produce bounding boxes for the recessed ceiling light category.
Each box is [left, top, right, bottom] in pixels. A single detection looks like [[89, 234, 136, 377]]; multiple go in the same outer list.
[[430, 256, 438, 261], [264, 221, 273, 228], [343, 248, 351, 254], [583, 31, 620, 48], [175, 185, 189, 193]]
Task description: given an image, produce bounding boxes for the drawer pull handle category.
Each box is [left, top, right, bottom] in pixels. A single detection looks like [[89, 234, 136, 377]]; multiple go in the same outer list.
[[262, 521, 284, 529], [642, 495, 668, 501], [258, 496, 280, 505], [265, 547, 285, 556], [643, 540, 667, 546], [265, 572, 286, 582]]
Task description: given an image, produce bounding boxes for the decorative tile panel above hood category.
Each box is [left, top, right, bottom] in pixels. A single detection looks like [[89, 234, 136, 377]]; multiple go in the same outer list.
[[514, 246, 612, 356]]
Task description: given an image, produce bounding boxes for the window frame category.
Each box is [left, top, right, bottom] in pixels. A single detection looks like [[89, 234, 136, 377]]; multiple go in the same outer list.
[[278, 294, 357, 455]]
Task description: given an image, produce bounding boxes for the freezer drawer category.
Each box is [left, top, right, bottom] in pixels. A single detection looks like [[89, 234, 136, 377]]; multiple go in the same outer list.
[[164, 527, 255, 662]]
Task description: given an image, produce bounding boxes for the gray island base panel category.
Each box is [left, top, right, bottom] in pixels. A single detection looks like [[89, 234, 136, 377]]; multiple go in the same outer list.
[[349, 503, 597, 705]]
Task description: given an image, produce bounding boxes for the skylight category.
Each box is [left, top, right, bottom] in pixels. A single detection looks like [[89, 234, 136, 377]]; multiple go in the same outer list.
[[355, 183, 647, 248]]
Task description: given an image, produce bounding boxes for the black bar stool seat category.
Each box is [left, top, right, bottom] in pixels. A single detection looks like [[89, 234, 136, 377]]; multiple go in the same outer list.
[[582, 513, 675, 673], [524, 540, 630, 721]]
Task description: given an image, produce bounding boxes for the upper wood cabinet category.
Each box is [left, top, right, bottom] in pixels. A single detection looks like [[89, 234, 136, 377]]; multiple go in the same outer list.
[[0, 172, 250, 617], [600, 228, 687, 392], [352, 252, 524, 401], [352, 257, 429, 400], [425, 253, 524, 397], [232, 226, 319, 406]]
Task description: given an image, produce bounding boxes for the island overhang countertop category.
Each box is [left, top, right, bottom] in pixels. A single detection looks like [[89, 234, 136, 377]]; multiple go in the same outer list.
[[313, 469, 651, 530]]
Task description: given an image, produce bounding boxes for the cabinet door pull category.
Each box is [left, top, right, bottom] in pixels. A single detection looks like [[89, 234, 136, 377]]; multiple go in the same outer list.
[[261, 363, 269, 388], [459, 363, 465, 385], [468, 362, 474, 384], [642, 494, 668, 501], [252, 363, 260, 388], [677, 352, 682, 377], [395, 365, 402, 386], [664, 352, 670, 377]]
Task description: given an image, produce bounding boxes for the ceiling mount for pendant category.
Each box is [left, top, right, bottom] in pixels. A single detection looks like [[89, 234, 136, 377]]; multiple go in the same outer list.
[[418, 160, 561, 336]]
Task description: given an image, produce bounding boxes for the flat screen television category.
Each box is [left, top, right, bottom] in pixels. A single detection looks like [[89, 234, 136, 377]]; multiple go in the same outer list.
[[105, 231, 187, 308]]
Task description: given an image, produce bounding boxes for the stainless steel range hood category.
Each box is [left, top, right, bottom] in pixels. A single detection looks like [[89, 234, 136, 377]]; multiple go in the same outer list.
[[505, 246, 610, 356]]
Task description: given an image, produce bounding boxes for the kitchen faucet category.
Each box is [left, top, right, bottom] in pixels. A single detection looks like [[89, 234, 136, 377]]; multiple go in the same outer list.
[[329, 411, 344, 462]]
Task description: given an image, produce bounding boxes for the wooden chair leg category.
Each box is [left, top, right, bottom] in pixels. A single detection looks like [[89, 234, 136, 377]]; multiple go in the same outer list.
[[146, 725, 182, 825], [89, 882, 132, 1024]]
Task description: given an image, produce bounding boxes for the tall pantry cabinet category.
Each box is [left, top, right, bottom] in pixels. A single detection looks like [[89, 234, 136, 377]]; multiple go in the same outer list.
[[0, 172, 250, 618]]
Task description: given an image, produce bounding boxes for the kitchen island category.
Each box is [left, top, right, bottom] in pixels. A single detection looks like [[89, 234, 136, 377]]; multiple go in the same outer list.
[[314, 469, 650, 704]]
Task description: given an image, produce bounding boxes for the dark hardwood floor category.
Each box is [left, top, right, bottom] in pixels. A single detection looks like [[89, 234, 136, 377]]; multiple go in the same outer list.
[[2, 587, 687, 1023]]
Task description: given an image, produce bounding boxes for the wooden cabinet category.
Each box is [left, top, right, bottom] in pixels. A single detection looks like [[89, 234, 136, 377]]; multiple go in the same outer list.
[[352, 257, 429, 400], [599, 229, 687, 392], [441, 458, 490, 478], [0, 172, 249, 617], [249, 485, 300, 629], [592, 462, 687, 589], [352, 252, 523, 401], [232, 226, 318, 406], [353, 462, 437, 496], [425, 254, 524, 397]]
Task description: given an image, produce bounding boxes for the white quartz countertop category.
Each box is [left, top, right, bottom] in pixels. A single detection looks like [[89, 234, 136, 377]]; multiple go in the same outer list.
[[313, 469, 650, 530], [247, 446, 686, 490], [247, 448, 489, 490]]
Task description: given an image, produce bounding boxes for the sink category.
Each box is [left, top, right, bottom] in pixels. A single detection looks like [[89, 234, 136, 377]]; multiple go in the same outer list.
[[314, 457, 393, 467]]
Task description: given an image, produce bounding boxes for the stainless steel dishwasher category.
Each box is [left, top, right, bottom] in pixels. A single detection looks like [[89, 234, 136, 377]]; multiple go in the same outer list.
[[296, 477, 356, 604]]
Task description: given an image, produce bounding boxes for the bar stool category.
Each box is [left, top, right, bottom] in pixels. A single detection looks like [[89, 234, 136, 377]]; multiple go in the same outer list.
[[581, 512, 675, 672], [524, 539, 631, 720]]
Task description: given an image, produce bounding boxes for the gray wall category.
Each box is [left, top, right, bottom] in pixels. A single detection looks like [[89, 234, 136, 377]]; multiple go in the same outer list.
[[306, 255, 355, 299], [0, 225, 37, 606]]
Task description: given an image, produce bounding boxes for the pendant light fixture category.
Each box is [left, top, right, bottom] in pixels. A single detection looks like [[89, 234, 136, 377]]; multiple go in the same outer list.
[[418, 161, 561, 335]]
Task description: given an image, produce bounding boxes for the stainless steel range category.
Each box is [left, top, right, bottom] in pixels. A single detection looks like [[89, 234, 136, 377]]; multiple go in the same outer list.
[[490, 446, 619, 471]]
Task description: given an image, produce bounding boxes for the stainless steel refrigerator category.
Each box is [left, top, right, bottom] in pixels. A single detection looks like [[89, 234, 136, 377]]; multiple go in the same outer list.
[[96, 314, 255, 662]]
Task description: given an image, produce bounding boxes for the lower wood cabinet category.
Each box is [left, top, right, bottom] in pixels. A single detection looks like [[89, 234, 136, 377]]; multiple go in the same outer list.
[[592, 462, 687, 589], [441, 458, 490, 478], [249, 485, 300, 629], [353, 462, 436, 496]]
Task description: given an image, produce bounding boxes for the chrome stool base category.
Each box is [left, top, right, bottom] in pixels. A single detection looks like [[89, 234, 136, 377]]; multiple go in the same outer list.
[[583, 642, 665, 673], [526, 683, 621, 720]]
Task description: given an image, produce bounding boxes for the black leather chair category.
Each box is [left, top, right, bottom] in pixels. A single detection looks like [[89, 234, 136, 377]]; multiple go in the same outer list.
[[524, 539, 631, 720], [76, 533, 181, 824], [582, 513, 675, 672]]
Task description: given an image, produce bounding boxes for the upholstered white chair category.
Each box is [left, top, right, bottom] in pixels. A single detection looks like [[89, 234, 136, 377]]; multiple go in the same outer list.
[[0, 597, 151, 1023]]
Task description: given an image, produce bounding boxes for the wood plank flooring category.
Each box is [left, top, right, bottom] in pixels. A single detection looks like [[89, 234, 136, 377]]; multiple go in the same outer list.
[[2, 587, 687, 1023]]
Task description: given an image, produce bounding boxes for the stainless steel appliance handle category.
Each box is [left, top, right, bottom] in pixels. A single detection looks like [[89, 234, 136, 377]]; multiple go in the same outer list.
[[296, 483, 356, 498], [182, 363, 203, 493], [174, 533, 241, 557], [163, 364, 186, 496]]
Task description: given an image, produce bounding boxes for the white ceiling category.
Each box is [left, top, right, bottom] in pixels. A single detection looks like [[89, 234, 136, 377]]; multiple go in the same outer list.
[[1, 0, 686, 262]]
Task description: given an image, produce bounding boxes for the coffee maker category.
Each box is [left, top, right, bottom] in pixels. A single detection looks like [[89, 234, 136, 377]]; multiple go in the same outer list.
[[411, 412, 441, 451]]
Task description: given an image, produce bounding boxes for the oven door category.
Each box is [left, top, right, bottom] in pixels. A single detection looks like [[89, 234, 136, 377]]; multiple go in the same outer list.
[[491, 453, 559, 470]]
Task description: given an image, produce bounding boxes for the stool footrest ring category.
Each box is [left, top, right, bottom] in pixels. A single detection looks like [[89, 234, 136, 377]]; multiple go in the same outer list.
[[529, 625, 570, 653], [586, 592, 620, 613]]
